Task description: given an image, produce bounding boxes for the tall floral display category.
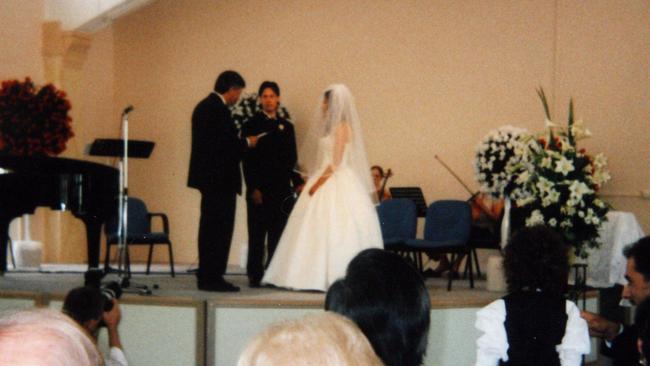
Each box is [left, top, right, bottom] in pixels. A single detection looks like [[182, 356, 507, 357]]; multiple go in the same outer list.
[[0, 78, 74, 156], [475, 89, 610, 258]]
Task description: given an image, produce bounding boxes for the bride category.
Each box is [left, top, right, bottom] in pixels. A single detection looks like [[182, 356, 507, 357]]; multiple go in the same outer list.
[[262, 84, 384, 291]]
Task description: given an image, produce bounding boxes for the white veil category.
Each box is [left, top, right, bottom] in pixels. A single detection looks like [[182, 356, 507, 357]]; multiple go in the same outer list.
[[298, 84, 376, 202]]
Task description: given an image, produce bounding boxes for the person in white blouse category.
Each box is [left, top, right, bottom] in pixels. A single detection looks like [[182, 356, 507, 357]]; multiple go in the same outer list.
[[474, 226, 590, 366]]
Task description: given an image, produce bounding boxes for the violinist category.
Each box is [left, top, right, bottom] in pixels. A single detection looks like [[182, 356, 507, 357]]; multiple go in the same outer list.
[[371, 165, 392, 202], [470, 192, 504, 241]]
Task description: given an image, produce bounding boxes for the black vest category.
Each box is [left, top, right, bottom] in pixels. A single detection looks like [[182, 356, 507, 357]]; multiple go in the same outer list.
[[499, 291, 568, 366]]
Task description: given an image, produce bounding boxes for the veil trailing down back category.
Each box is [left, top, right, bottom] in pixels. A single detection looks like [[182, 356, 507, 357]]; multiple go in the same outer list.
[[262, 84, 384, 291]]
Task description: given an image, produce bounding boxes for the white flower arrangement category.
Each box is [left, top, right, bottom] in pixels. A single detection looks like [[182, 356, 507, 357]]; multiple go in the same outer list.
[[474, 125, 529, 197], [477, 88, 610, 258]]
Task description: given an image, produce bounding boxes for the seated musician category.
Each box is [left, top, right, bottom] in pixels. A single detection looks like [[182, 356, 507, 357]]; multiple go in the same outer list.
[[371, 165, 392, 202], [430, 192, 504, 276], [470, 192, 504, 243]]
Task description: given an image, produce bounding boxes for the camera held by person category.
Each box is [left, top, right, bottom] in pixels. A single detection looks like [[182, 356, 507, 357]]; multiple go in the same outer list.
[[62, 284, 128, 366]]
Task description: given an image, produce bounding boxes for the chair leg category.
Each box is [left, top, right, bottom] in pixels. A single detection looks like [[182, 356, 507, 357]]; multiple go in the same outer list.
[[167, 242, 175, 278], [467, 249, 475, 289], [447, 253, 455, 291], [473, 248, 482, 278], [146, 244, 154, 275]]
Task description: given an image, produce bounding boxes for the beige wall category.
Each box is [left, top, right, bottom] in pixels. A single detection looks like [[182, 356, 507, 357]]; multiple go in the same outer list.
[[0, 0, 44, 83], [3, 0, 649, 265], [106, 0, 650, 265]]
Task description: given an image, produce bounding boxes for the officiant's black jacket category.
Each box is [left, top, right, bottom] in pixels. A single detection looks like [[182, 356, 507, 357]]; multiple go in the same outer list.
[[187, 93, 247, 194], [242, 112, 302, 197]]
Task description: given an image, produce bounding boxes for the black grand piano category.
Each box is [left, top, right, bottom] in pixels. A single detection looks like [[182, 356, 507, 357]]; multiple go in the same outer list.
[[0, 154, 118, 281]]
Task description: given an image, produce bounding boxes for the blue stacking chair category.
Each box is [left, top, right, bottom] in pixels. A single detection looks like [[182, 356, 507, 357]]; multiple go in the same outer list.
[[104, 197, 175, 277], [404, 200, 473, 290], [377, 198, 418, 249]]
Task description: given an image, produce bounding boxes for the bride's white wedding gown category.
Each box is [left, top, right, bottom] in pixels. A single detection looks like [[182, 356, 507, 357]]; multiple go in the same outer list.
[[262, 134, 383, 291]]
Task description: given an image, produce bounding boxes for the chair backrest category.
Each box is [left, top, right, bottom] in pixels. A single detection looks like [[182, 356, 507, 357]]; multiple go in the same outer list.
[[104, 197, 151, 236], [423, 200, 471, 244], [376, 199, 417, 240]]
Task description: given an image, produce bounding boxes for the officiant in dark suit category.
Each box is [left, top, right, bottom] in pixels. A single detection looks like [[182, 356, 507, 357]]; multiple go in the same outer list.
[[188, 71, 258, 292], [242, 81, 302, 288]]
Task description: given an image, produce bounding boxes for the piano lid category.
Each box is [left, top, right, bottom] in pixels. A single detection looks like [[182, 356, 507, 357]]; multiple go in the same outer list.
[[0, 154, 119, 175]]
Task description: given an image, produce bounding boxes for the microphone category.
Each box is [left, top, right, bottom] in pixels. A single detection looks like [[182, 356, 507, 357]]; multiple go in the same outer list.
[[122, 105, 134, 116]]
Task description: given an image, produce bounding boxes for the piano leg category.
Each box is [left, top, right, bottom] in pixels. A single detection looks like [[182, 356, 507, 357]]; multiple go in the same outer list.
[[80, 217, 104, 286]]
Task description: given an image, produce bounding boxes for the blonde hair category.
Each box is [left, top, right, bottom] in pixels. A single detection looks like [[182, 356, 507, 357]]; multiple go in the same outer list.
[[0, 308, 103, 366], [237, 312, 383, 366]]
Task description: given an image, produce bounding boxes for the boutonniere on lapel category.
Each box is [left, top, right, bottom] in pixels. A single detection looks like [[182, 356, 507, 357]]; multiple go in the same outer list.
[[278, 123, 285, 132]]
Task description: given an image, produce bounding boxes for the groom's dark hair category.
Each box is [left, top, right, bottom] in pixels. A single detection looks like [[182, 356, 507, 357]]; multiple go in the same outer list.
[[214, 71, 246, 93], [258, 81, 280, 97]]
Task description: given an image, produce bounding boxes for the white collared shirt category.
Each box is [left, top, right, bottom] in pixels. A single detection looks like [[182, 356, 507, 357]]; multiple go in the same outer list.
[[474, 299, 590, 366], [211, 91, 227, 105]]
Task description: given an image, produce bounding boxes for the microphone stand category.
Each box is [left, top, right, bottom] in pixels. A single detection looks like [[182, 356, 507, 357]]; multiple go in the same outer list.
[[114, 106, 151, 295]]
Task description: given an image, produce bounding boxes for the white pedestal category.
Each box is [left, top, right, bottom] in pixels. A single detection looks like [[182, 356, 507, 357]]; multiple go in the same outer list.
[[13, 240, 43, 270], [486, 255, 507, 292]]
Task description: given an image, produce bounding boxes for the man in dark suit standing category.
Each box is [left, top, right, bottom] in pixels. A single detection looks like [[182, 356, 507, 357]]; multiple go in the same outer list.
[[188, 71, 257, 292], [242, 81, 302, 288]]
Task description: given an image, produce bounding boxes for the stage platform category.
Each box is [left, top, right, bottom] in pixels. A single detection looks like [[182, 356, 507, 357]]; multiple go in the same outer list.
[[0, 266, 600, 366], [0, 263, 506, 306]]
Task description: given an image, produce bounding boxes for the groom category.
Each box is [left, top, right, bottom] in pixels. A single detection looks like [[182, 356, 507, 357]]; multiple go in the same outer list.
[[242, 81, 302, 288], [188, 71, 258, 292]]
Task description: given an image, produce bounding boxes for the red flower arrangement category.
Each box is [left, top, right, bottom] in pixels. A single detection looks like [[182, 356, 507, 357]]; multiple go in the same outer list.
[[0, 77, 74, 156]]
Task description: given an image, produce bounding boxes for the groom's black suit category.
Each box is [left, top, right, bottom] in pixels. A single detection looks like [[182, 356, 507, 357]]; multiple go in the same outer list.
[[188, 92, 247, 287], [242, 112, 301, 284]]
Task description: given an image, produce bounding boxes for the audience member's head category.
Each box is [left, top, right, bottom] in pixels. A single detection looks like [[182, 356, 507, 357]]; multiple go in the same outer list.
[[504, 225, 569, 295], [63, 286, 105, 335], [635, 297, 650, 362], [237, 311, 383, 366], [0, 308, 102, 366], [325, 248, 430, 366], [623, 236, 650, 305]]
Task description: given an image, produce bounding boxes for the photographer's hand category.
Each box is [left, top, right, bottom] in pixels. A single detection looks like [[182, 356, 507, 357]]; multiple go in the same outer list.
[[103, 299, 123, 350]]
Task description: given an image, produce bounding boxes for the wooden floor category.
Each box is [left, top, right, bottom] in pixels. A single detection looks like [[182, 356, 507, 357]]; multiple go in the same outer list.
[[0, 264, 505, 309]]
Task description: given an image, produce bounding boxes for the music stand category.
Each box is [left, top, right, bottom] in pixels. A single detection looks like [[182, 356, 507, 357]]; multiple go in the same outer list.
[[389, 187, 427, 217], [89, 136, 154, 294], [88, 139, 154, 159]]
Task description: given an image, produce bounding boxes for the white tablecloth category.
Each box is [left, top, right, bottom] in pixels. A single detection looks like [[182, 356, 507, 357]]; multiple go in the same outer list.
[[586, 211, 645, 288]]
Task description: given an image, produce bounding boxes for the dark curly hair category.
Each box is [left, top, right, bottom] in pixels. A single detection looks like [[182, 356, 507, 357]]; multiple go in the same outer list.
[[503, 225, 569, 295]]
